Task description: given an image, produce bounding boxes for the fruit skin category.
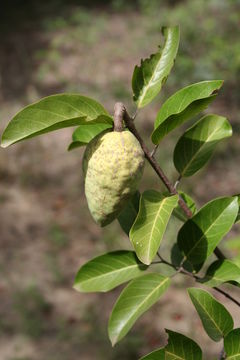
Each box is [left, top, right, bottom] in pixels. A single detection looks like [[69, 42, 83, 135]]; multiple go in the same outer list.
[[83, 130, 145, 226]]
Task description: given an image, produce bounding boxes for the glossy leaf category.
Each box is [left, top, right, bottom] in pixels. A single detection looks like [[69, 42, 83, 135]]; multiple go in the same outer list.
[[174, 114, 232, 177], [132, 26, 180, 108], [140, 349, 165, 360], [188, 288, 234, 342], [151, 80, 223, 144], [165, 330, 202, 360], [170, 243, 194, 272], [173, 191, 197, 222], [118, 191, 140, 235], [140, 330, 202, 360], [235, 195, 240, 223], [68, 122, 112, 150], [73, 251, 147, 293], [200, 260, 240, 287], [224, 328, 240, 360], [1, 94, 112, 147], [108, 273, 170, 346], [178, 197, 238, 268], [130, 191, 178, 265]]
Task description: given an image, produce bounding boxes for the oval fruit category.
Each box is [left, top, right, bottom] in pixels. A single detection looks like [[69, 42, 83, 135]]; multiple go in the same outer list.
[[83, 130, 145, 226]]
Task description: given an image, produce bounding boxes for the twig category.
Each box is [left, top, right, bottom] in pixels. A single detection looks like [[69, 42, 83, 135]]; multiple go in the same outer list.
[[157, 255, 240, 309], [213, 286, 240, 307], [121, 104, 226, 260]]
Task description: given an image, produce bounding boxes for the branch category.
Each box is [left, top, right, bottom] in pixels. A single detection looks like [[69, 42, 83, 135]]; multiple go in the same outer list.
[[120, 104, 226, 260], [156, 253, 240, 309]]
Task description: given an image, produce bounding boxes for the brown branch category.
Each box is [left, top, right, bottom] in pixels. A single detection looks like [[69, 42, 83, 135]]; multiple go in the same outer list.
[[213, 286, 240, 307], [119, 104, 226, 260], [156, 254, 240, 309]]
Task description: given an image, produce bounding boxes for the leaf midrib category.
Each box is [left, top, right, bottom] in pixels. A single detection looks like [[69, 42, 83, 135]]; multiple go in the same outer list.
[[78, 263, 145, 286], [146, 198, 167, 261], [165, 350, 185, 360], [228, 353, 240, 359]]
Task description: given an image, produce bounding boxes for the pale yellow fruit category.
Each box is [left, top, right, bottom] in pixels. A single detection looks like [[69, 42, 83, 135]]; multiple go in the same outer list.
[[83, 130, 145, 226]]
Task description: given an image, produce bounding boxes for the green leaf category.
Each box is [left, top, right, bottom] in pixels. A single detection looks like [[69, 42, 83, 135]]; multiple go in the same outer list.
[[108, 273, 170, 346], [132, 26, 180, 108], [1, 94, 112, 147], [130, 191, 178, 265], [68, 122, 112, 150], [200, 260, 240, 287], [151, 80, 223, 144], [73, 251, 147, 293], [118, 191, 140, 236], [188, 288, 234, 342], [170, 243, 194, 272], [140, 349, 165, 360], [173, 114, 232, 177], [178, 197, 238, 268], [164, 330, 202, 360], [140, 330, 202, 360], [224, 328, 240, 360], [173, 191, 197, 222], [235, 195, 240, 223]]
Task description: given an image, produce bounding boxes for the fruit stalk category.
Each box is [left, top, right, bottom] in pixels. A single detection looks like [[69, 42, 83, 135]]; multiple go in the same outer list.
[[113, 102, 125, 132]]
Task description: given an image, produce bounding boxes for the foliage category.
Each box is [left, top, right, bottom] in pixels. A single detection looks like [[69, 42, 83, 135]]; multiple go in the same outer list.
[[1, 23, 240, 360]]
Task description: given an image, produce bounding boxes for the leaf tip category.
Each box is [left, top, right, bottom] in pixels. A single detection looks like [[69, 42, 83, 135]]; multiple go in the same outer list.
[[108, 333, 118, 347], [1, 141, 10, 148]]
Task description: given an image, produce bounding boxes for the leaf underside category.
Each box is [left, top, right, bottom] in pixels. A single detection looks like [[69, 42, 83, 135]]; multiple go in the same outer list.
[[108, 273, 170, 346], [74, 250, 148, 293], [188, 288, 234, 342]]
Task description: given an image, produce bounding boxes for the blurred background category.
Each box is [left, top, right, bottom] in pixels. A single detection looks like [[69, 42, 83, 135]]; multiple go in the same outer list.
[[0, 0, 240, 359]]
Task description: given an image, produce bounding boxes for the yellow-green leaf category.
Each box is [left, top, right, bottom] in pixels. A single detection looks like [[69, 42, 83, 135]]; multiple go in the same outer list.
[[108, 273, 170, 346], [130, 191, 178, 265], [188, 288, 234, 342], [174, 114, 232, 177], [132, 26, 180, 108], [1, 94, 112, 147], [152, 80, 223, 144]]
